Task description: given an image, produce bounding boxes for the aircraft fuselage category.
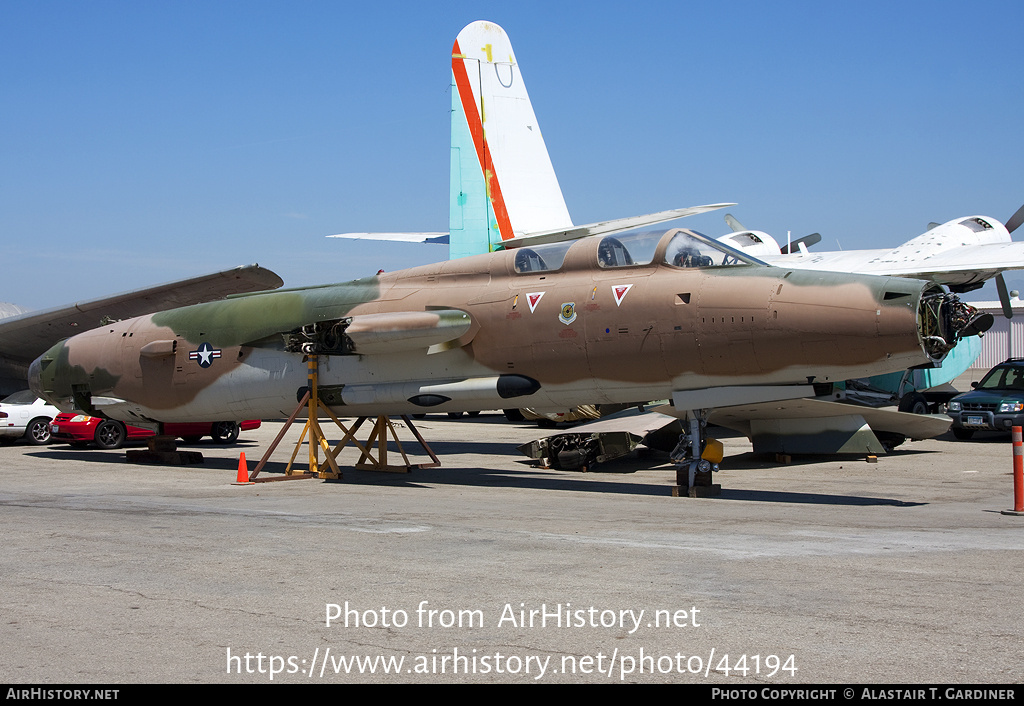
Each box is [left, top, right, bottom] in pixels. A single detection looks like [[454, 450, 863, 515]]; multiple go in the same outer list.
[[30, 228, 945, 425]]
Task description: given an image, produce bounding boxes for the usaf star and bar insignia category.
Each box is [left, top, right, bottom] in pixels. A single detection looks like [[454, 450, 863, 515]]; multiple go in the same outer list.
[[189, 342, 222, 368]]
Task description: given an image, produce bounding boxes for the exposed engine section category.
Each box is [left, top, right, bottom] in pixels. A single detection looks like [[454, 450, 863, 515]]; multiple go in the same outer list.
[[918, 289, 993, 362], [285, 318, 353, 355]]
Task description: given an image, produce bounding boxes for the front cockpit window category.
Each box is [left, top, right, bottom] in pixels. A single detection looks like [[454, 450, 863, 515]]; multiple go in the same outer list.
[[513, 241, 573, 273], [596, 230, 663, 268], [664, 229, 766, 268], [961, 217, 993, 233]]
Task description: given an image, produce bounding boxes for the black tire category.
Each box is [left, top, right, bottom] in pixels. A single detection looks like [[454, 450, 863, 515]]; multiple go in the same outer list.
[[94, 420, 126, 449], [503, 409, 525, 422], [876, 432, 907, 452], [181, 435, 202, 444], [898, 393, 930, 415], [211, 421, 240, 444], [467, 411, 481, 418], [447, 412, 464, 419], [24, 418, 52, 445], [952, 427, 975, 440]]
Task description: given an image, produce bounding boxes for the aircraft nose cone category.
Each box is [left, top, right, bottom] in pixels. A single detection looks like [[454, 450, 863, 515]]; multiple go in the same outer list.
[[28, 340, 67, 408]]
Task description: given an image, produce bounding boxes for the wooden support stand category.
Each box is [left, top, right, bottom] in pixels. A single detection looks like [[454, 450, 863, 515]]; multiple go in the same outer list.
[[248, 355, 439, 482]]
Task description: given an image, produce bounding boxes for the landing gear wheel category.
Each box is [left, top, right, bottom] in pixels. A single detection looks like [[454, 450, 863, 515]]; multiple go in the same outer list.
[[447, 412, 464, 419], [181, 435, 202, 444], [211, 421, 240, 444], [94, 420, 126, 450], [952, 428, 975, 440], [24, 418, 52, 445], [503, 409, 525, 422], [898, 392, 930, 415]]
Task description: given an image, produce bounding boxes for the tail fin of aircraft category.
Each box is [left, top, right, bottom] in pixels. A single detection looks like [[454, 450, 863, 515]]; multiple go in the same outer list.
[[330, 21, 732, 256], [449, 21, 573, 258]]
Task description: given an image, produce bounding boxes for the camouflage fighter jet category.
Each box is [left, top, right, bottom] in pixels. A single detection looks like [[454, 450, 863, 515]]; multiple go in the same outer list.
[[29, 225, 986, 485]]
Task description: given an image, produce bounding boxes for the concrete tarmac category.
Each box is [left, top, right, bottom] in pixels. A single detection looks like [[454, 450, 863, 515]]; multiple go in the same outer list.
[[1, 413, 1022, 684]]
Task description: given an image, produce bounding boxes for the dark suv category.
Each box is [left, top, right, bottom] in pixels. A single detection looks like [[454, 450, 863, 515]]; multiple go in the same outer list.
[[947, 359, 1024, 439]]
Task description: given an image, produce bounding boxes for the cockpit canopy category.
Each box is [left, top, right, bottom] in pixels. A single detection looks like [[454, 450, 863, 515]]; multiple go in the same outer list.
[[512, 227, 766, 274]]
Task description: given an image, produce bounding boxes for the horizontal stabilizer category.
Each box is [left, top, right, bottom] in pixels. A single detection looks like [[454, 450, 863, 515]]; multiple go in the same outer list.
[[327, 232, 450, 244]]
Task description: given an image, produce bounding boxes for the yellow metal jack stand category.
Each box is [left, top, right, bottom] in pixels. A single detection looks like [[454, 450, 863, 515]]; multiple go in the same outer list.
[[248, 355, 439, 482]]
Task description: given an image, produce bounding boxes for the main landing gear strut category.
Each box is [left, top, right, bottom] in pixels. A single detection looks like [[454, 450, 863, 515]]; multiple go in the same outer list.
[[669, 409, 722, 497]]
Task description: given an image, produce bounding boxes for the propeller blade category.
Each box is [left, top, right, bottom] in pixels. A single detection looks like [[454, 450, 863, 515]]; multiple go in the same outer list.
[[1005, 203, 1024, 234], [724, 214, 745, 233], [997, 272, 1013, 320], [780, 233, 822, 254]]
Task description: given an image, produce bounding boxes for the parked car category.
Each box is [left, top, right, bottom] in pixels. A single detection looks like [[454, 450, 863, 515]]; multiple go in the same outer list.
[[49, 414, 261, 449], [947, 358, 1024, 439], [0, 391, 61, 445]]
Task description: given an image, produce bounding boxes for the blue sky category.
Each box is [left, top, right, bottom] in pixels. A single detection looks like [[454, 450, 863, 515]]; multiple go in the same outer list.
[[3, 0, 1022, 309]]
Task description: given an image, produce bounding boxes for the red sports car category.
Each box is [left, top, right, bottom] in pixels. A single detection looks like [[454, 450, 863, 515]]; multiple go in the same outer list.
[[49, 414, 261, 449]]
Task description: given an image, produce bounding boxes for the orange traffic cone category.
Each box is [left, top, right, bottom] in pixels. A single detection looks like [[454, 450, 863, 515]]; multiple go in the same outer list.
[[233, 452, 253, 485]]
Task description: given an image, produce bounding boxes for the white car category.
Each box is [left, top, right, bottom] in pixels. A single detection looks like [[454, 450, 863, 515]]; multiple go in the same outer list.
[[0, 390, 61, 445]]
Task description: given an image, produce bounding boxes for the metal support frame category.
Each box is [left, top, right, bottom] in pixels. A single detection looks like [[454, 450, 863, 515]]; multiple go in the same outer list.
[[248, 355, 440, 482]]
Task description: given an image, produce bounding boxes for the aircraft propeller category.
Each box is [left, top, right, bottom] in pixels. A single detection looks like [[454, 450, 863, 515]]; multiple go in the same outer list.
[[1004, 203, 1024, 235], [723, 214, 820, 254], [995, 203, 1024, 319]]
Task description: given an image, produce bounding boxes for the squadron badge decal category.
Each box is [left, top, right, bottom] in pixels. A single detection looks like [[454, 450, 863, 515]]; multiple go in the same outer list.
[[189, 342, 222, 368], [612, 284, 633, 306], [559, 302, 577, 325], [527, 292, 545, 313]]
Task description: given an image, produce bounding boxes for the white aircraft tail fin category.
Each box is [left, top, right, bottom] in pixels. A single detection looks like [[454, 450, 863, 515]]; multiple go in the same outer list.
[[450, 21, 573, 258]]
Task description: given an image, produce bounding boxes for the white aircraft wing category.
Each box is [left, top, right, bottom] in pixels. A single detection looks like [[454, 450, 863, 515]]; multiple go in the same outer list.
[[855, 242, 1024, 286], [763, 240, 1024, 288], [0, 263, 284, 369]]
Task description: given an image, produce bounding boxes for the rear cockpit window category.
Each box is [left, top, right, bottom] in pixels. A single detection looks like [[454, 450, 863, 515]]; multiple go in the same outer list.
[[513, 241, 573, 273], [597, 231, 663, 268]]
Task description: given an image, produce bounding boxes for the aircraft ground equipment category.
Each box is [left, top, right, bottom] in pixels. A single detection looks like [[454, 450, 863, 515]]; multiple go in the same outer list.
[[232, 452, 254, 486], [1001, 426, 1024, 516], [248, 355, 439, 482], [669, 410, 722, 498], [125, 435, 204, 466]]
